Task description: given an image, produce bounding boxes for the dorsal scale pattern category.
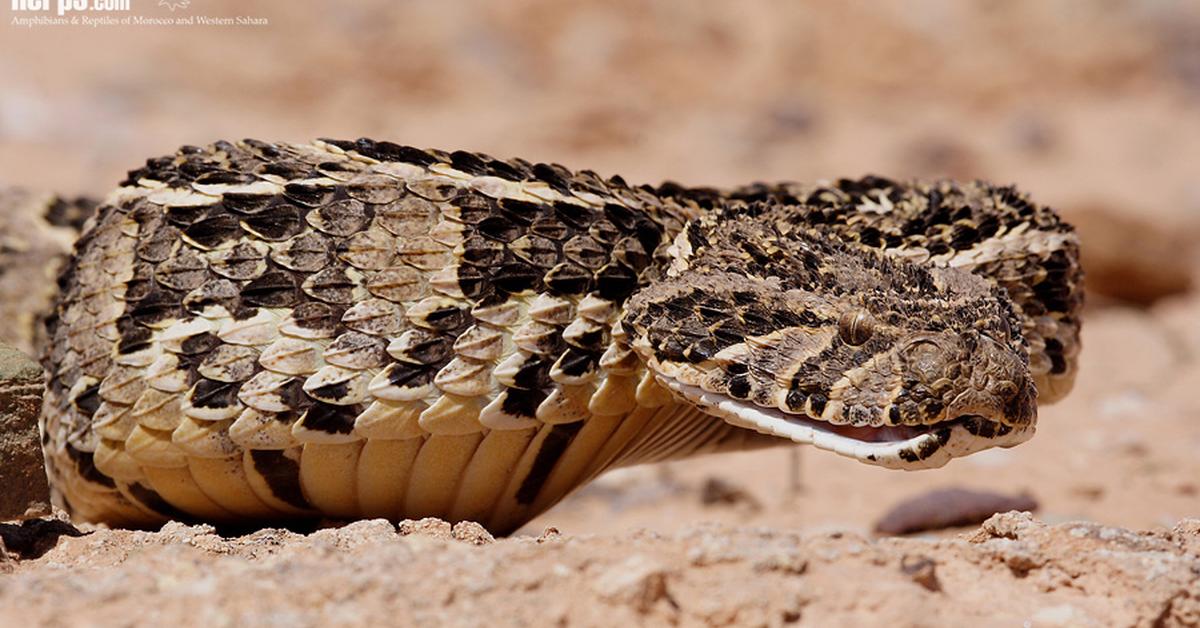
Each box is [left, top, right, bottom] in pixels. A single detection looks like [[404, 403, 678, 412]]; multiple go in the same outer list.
[[40, 139, 1083, 533], [40, 138, 742, 532]]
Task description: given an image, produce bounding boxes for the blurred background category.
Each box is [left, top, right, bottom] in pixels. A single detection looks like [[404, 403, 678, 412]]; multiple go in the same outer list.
[[1, 0, 1198, 535]]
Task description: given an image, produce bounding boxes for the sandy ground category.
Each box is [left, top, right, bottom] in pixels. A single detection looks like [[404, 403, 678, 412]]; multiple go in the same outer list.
[[1, 514, 1199, 626], [1, 0, 1199, 625]]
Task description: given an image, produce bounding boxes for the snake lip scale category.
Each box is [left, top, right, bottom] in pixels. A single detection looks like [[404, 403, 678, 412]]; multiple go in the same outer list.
[[659, 377, 1033, 471], [29, 137, 1082, 533]]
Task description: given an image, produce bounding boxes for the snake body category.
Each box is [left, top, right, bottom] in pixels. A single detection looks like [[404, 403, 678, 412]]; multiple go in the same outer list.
[[35, 139, 1082, 533]]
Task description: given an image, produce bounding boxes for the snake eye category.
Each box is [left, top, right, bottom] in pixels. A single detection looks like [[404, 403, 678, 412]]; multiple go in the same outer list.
[[838, 309, 875, 346]]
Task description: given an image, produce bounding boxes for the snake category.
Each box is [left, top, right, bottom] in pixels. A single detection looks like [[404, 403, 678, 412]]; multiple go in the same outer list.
[[17, 138, 1082, 534]]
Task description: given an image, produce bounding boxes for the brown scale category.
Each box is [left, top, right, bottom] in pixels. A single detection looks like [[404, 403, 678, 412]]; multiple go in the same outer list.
[[240, 200, 306, 242], [154, 249, 210, 291], [300, 266, 361, 305], [198, 345, 259, 383], [341, 299, 404, 336], [208, 241, 270, 281]]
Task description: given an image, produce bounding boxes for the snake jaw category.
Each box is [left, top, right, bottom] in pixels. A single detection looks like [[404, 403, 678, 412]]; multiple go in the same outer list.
[[946, 384, 1036, 431], [657, 376, 1035, 470]]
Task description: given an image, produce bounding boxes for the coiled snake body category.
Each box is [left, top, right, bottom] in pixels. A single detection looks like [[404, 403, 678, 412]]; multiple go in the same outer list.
[[34, 139, 1082, 533]]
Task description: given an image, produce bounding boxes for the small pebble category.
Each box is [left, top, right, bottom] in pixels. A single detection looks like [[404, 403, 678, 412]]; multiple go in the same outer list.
[[876, 488, 1038, 535]]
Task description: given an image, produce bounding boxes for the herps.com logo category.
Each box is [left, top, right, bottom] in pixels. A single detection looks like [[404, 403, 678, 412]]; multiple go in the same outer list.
[[10, 0, 131, 14], [11, 0, 269, 27]]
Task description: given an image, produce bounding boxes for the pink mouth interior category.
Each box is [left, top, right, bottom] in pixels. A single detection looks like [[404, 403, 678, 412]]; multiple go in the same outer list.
[[820, 423, 931, 443]]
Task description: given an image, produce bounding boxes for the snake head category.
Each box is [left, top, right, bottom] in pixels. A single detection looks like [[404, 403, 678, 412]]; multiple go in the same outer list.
[[624, 210, 1038, 470]]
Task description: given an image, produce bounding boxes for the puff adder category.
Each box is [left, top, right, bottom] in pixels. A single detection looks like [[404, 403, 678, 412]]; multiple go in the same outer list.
[[38, 139, 1083, 533]]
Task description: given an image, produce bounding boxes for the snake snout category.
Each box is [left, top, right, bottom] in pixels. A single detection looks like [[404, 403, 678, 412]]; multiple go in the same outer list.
[[946, 342, 1038, 427], [946, 383, 1036, 428]]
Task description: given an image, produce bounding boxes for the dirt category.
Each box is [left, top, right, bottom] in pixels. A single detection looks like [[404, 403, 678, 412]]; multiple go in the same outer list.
[[1, 0, 1199, 625], [0, 513, 1196, 627]]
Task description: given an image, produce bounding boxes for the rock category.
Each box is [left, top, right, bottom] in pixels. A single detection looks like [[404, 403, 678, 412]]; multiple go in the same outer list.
[[1068, 203, 1197, 305], [451, 520, 495, 545], [699, 476, 762, 512], [899, 554, 940, 592], [0, 518, 84, 565], [397, 517, 454, 540], [875, 488, 1038, 535], [968, 510, 1045, 542], [0, 342, 50, 521], [591, 554, 673, 613]]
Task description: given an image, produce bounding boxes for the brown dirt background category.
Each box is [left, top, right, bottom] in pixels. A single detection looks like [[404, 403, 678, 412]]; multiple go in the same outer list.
[[2, 1, 1200, 625]]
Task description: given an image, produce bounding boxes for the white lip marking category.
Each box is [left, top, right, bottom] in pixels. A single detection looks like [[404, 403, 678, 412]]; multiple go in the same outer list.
[[656, 375, 1034, 470]]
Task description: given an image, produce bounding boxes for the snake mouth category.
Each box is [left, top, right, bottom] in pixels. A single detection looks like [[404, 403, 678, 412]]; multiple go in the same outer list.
[[657, 377, 1034, 470]]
